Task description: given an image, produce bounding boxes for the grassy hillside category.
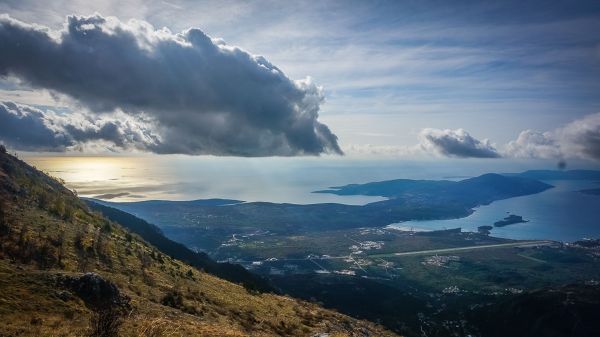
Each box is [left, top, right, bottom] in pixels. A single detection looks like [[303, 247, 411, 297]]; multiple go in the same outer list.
[[83, 200, 273, 293], [0, 149, 397, 337]]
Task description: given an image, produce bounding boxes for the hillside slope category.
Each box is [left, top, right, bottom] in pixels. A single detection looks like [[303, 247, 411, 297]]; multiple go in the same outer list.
[[0, 149, 397, 337], [471, 283, 600, 337], [83, 199, 273, 293]]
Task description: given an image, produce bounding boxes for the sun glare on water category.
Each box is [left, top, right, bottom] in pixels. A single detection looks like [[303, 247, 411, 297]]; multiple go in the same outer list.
[[22, 156, 172, 201]]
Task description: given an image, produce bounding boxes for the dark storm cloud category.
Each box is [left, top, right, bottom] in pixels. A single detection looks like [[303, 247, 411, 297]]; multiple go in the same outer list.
[[0, 101, 69, 151], [0, 14, 341, 156], [0, 101, 157, 151], [419, 128, 500, 158]]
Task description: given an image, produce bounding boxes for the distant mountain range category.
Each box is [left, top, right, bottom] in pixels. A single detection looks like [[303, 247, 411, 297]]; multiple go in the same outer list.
[[314, 173, 553, 202], [504, 169, 600, 180]]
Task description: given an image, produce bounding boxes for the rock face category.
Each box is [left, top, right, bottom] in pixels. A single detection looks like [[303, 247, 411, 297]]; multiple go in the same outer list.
[[62, 273, 130, 311]]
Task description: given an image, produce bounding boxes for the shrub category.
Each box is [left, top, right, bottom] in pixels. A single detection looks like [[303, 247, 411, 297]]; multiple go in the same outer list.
[[0, 205, 8, 236], [101, 222, 112, 233], [161, 290, 184, 309], [89, 307, 127, 337], [51, 198, 66, 218], [64, 204, 76, 221], [35, 243, 58, 269], [30, 317, 43, 325]]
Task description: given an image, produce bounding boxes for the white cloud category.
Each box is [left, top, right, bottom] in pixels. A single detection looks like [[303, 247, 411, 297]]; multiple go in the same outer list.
[[504, 129, 561, 159], [505, 112, 600, 161]]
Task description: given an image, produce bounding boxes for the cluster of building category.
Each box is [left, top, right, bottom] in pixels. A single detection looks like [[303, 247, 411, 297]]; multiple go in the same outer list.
[[349, 240, 385, 254], [422, 255, 460, 267]]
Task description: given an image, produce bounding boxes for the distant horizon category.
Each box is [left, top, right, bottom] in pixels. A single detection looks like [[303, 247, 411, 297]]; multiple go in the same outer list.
[[21, 154, 600, 204]]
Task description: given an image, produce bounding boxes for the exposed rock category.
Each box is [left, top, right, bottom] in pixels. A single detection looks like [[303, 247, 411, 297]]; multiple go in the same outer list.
[[61, 272, 130, 311]]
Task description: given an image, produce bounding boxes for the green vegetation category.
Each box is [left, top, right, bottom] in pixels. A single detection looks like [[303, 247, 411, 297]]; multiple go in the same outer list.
[[0, 151, 396, 336], [96, 173, 552, 246], [95, 193, 600, 336], [85, 201, 273, 292], [3, 149, 599, 337]]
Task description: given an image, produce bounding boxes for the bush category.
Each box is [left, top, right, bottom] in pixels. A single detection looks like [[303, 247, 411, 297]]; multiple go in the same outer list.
[[161, 289, 184, 309], [101, 222, 112, 233], [0, 144, 6, 154], [34, 243, 58, 269], [89, 307, 127, 337], [0, 205, 8, 236], [51, 198, 66, 218], [64, 204, 76, 221], [30, 317, 43, 325]]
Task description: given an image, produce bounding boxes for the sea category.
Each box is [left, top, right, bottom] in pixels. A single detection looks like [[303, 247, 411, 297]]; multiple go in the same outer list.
[[23, 155, 600, 242], [389, 180, 600, 242]]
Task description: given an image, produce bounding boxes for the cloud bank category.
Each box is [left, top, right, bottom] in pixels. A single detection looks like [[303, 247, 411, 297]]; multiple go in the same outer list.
[[505, 113, 600, 161], [0, 101, 158, 152], [417, 113, 600, 161], [0, 14, 341, 156], [419, 128, 500, 158]]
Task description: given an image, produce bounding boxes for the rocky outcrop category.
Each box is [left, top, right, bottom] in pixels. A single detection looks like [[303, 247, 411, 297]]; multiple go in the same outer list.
[[61, 272, 130, 311]]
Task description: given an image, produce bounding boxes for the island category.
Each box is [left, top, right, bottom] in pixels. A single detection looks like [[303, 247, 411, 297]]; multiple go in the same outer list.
[[494, 214, 528, 227]]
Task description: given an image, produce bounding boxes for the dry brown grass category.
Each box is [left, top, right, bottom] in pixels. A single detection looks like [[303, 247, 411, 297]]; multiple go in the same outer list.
[[0, 151, 398, 337]]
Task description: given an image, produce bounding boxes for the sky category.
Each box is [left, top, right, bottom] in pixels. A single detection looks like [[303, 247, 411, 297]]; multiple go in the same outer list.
[[1, 0, 600, 163]]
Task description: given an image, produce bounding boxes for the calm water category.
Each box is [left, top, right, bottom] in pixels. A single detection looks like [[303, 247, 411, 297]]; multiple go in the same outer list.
[[390, 180, 600, 242], [23, 155, 600, 241], [24, 155, 564, 204]]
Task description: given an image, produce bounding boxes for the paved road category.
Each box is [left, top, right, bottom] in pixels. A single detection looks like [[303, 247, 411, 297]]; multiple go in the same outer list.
[[230, 240, 556, 264], [368, 240, 556, 258]]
